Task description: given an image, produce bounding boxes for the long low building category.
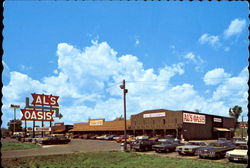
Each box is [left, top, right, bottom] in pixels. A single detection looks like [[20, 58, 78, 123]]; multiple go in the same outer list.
[[70, 109, 235, 140], [130, 109, 235, 140]]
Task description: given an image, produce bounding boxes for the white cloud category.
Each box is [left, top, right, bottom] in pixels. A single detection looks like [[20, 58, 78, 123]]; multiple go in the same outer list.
[[2, 41, 248, 127], [198, 34, 221, 48], [203, 68, 231, 85], [135, 39, 140, 46], [224, 19, 246, 39], [184, 52, 205, 72]]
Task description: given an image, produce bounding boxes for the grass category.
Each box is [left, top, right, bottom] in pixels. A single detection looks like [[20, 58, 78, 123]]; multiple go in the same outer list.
[[2, 151, 247, 168], [1, 142, 41, 152]]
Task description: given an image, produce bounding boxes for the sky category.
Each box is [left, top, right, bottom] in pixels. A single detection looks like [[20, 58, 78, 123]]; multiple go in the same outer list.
[[2, 1, 249, 128]]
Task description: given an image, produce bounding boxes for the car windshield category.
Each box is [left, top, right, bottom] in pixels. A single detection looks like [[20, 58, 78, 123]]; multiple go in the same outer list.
[[186, 142, 199, 145]]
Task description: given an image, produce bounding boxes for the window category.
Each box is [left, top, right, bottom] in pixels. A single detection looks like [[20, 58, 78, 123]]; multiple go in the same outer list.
[[163, 119, 166, 125]]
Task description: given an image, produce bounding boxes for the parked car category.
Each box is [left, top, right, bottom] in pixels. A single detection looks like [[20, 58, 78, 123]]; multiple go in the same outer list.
[[131, 139, 158, 152], [89, 135, 98, 139], [39, 134, 71, 145], [96, 135, 108, 140], [196, 141, 236, 159], [176, 141, 207, 155], [103, 135, 115, 140], [71, 135, 79, 139], [116, 135, 135, 143], [79, 134, 91, 139], [226, 144, 248, 163], [21, 137, 33, 142], [152, 139, 182, 153]]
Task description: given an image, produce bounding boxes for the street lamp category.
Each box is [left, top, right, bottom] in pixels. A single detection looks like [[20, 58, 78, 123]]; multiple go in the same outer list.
[[10, 104, 20, 134], [120, 80, 128, 152]]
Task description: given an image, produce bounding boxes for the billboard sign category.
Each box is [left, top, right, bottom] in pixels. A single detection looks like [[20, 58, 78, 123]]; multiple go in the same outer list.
[[89, 119, 104, 126], [213, 117, 222, 123], [143, 112, 166, 118], [31, 93, 59, 107], [34, 127, 51, 132], [183, 113, 205, 124], [21, 109, 54, 121]]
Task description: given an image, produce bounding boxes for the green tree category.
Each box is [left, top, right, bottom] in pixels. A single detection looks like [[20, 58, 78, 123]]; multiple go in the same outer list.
[[229, 105, 242, 128], [7, 119, 22, 133]]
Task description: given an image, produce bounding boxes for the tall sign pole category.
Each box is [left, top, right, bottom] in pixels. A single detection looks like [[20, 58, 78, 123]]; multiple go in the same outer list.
[[10, 104, 20, 135], [120, 80, 128, 152]]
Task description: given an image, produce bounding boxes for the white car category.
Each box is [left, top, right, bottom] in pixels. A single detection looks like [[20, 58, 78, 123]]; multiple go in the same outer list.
[[226, 145, 248, 163]]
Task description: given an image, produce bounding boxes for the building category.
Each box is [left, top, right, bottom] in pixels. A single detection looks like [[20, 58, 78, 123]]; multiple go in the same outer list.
[[69, 109, 235, 140], [51, 122, 73, 134], [130, 109, 235, 140], [70, 119, 132, 135]]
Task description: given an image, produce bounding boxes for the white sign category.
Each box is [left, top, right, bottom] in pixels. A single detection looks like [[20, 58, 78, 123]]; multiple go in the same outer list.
[[183, 113, 205, 124], [89, 119, 104, 126], [143, 112, 166, 118], [213, 118, 222, 123], [34, 127, 51, 132]]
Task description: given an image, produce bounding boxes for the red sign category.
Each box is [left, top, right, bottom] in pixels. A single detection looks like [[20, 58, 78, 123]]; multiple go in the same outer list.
[[21, 109, 54, 121], [183, 113, 206, 124], [31, 94, 59, 107]]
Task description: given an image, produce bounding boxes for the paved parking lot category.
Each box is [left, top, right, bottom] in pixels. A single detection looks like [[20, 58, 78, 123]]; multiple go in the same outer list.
[[1, 138, 247, 166]]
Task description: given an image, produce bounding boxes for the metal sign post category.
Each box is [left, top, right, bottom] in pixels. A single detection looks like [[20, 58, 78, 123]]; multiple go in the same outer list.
[[10, 104, 20, 135]]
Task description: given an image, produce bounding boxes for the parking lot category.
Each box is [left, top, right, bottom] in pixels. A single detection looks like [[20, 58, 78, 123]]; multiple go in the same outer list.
[[1, 138, 247, 166]]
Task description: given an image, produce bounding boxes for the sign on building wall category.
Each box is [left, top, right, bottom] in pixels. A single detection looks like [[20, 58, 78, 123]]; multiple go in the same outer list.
[[213, 117, 222, 123], [89, 119, 104, 126], [143, 112, 166, 118], [34, 127, 51, 132], [183, 113, 205, 124]]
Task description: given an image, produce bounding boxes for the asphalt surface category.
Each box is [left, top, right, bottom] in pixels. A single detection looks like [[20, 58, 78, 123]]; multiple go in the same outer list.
[[1, 139, 121, 159], [1, 138, 247, 166]]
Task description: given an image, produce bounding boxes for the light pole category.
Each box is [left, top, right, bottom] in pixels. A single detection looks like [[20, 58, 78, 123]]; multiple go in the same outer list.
[[10, 104, 20, 134], [120, 79, 128, 152]]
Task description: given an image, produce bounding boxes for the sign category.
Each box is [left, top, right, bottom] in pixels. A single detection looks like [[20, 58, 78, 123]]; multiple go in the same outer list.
[[183, 113, 205, 124], [89, 119, 104, 126], [213, 117, 222, 123], [31, 93, 59, 107], [34, 127, 51, 132], [21, 109, 54, 121], [54, 122, 64, 126], [143, 112, 166, 118]]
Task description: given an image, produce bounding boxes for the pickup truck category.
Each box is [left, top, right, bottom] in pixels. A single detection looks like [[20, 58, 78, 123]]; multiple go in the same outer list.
[[196, 141, 235, 159]]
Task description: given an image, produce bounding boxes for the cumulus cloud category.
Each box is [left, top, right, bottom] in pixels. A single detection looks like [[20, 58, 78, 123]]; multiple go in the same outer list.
[[184, 52, 205, 72], [2, 41, 248, 127], [203, 68, 231, 85], [224, 18, 246, 39], [198, 34, 221, 48]]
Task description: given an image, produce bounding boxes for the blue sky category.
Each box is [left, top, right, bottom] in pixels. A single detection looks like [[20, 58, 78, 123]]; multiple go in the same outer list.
[[2, 2, 248, 128]]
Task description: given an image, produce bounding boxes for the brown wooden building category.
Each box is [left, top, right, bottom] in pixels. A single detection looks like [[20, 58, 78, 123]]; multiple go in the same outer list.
[[130, 109, 235, 140], [70, 119, 132, 135], [69, 109, 235, 140], [51, 122, 73, 134]]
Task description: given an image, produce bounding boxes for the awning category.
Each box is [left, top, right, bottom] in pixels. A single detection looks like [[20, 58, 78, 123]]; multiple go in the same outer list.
[[213, 128, 230, 132], [53, 129, 66, 133]]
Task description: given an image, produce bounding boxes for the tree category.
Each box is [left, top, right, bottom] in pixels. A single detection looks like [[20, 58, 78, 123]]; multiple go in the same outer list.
[[194, 109, 201, 113], [113, 115, 124, 121], [7, 119, 22, 133], [229, 105, 242, 128]]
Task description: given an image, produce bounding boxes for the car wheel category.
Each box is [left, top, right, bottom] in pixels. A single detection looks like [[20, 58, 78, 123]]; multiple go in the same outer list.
[[178, 151, 183, 155], [199, 155, 204, 159], [145, 147, 149, 151], [165, 148, 169, 153]]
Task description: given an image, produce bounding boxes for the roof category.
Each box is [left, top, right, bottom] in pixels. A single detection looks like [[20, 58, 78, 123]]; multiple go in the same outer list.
[[70, 120, 131, 132], [53, 129, 66, 133]]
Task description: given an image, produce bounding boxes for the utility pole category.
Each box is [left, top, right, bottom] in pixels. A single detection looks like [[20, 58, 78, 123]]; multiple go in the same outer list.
[[241, 115, 243, 139], [10, 104, 20, 135], [120, 79, 128, 152]]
